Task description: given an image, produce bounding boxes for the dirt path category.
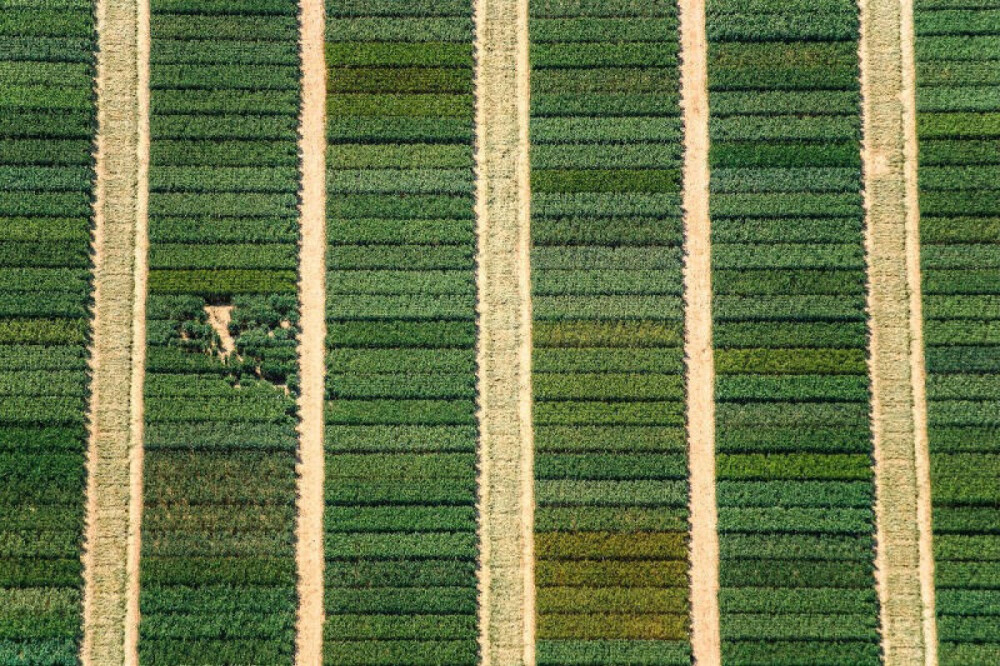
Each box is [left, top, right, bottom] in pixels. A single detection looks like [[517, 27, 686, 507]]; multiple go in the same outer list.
[[295, 0, 328, 663], [84, 0, 147, 664], [859, 0, 937, 662], [474, 0, 535, 661], [900, 0, 938, 660], [679, 0, 721, 663]]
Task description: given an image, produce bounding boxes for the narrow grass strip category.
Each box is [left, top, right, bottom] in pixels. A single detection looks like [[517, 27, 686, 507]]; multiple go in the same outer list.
[[295, 0, 327, 664], [861, 0, 937, 662], [680, 0, 720, 663], [84, 0, 146, 663], [475, 0, 534, 662]]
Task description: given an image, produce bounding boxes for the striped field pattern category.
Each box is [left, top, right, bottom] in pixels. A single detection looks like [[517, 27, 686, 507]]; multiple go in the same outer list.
[[139, 1, 301, 663], [530, 1, 690, 664], [915, 2, 1000, 663], [0, 3, 95, 662], [707, 0, 880, 663], [3, 0, 1000, 665], [323, 0, 480, 663]]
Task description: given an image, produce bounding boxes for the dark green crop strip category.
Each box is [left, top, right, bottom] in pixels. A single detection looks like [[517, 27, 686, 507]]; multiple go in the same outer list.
[[915, 2, 1000, 662], [322, 1, 480, 663], [139, 2, 301, 663]]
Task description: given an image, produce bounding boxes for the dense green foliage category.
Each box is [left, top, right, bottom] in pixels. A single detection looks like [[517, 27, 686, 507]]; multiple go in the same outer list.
[[0, 3, 95, 662], [530, 1, 690, 663], [140, 3, 300, 663], [707, 0, 879, 663], [916, 3, 1000, 663], [324, 1, 480, 663]]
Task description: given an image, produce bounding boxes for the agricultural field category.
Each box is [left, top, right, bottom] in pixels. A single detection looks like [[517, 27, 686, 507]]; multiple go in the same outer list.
[[915, 3, 1000, 663], [140, 1, 301, 663], [323, 0, 480, 664], [6, 0, 1000, 663], [0, 3, 96, 663], [529, 1, 691, 664], [706, 0, 880, 663]]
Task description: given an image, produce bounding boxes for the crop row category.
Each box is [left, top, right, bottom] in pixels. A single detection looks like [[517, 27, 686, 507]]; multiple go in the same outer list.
[[915, 4, 1000, 663], [707, 1, 880, 663], [530, 1, 690, 664], [139, 3, 301, 664], [323, 2, 480, 664], [0, 5, 96, 662]]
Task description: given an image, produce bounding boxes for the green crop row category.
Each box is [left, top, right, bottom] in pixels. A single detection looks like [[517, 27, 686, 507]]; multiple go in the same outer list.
[[140, 3, 302, 662], [917, 6, 1000, 649], [708, 0, 878, 661], [323, 1, 480, 660], [0, 4, 96, 660], [530, 1, 689, 660]]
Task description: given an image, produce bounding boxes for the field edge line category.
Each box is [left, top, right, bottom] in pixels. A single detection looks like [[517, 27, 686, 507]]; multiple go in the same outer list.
[[473, 0, 535, 661], [679, 0, 721, 662], [294, 0, 329, 663], [900, 0, 938, 660]]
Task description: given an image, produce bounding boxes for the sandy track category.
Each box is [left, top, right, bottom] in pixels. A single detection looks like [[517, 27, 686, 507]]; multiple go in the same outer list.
[[679, 0, 721, 663], [83, 0, 148, 664], [295, 0, 328, 663]]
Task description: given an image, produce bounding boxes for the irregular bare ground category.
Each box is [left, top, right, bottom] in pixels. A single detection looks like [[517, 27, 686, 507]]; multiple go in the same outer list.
[[205, 305, 236, 359]]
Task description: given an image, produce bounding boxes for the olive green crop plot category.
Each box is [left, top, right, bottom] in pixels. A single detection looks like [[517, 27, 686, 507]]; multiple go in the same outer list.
[[0, 4, 96, 663]]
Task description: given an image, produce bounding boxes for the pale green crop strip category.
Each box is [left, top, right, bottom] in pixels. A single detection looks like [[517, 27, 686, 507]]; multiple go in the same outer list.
[[474, 0, 535, 662], [859, 0, 936, 663], [83, 0, 148, 663]]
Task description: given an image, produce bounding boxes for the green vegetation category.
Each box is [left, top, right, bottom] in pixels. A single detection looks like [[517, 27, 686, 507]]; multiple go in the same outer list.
[[915, 1, 1000, 661], [707, 0, 879, 662], [139, 2, 300, 663], [324, 1, 479, 663], [0, 5, 95, 661], [530, 1, 690, 663]]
